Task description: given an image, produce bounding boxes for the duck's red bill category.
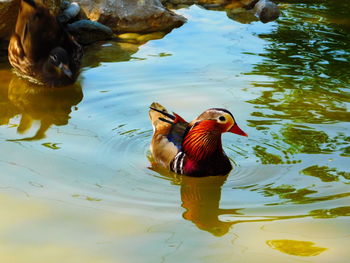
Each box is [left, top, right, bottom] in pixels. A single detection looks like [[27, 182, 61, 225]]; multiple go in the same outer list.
[[229, 123, 248, 137]]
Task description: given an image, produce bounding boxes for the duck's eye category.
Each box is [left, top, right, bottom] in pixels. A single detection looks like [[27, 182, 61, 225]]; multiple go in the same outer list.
[[219, 116, 226, 122], [50, 55, 58, 62]]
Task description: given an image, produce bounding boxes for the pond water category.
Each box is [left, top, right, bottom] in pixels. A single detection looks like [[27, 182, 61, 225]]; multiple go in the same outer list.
[[0, 1, 349, 262]]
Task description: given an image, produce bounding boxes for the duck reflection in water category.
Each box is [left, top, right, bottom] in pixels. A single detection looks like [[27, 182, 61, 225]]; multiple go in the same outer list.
[[149, 162, 241, 236], [4, 76, 83, 140], [180, 175, 241, 236]]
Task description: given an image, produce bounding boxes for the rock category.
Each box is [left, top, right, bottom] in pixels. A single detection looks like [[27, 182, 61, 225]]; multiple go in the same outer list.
[[41, 0, 62, 14], [74, 0, 187, 33], [163, 0, 251, 8], [67, 19, 113, 45], [164, 0, 279, 23], [58, 1, 81, 24], [0, 0, 62, 40], [254, 0, 280, 23]]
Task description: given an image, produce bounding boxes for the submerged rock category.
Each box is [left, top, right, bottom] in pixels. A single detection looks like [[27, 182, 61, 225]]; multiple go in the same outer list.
[[74, 0, 187, 33], [68, 20, 114, 45]]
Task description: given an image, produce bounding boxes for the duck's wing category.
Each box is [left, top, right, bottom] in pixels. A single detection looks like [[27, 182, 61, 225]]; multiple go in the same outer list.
[[8, 1, 33, 74], [8, 33, 35, 77], [167, 119, 188, 150], [149, 102, 189, 169], [16, 0, 62, 61]]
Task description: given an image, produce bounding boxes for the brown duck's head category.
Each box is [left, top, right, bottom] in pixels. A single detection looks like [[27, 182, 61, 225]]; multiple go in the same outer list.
[[189, 108, 248, 137], [48, 47, 73, 78]]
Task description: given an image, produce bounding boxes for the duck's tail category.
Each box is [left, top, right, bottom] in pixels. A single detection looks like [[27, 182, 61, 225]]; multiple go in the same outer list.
[[149, 102, 175, 132]]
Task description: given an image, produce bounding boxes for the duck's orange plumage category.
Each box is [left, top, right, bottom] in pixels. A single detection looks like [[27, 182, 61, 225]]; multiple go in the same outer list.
[[149, 102, 247, 177]]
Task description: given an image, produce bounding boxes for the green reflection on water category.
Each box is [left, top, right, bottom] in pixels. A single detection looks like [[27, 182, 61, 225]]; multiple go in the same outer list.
[[310, 206, 350, 218], [302, 165, 350, 182], [245, 0, 350, 174]]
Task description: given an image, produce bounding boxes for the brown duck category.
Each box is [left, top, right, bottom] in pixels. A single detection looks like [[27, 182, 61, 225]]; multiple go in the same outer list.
[[8, 0, 82, 86]]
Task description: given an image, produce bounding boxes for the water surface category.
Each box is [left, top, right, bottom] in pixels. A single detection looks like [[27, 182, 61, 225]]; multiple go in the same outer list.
[[0, 1, 349, 262]]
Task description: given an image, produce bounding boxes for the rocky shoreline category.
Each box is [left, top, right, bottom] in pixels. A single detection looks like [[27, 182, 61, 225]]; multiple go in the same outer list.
[[0, 0, 279, 52]]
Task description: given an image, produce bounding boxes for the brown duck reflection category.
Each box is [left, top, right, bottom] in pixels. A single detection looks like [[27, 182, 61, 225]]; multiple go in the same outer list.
[[2, 76, 83, 140], [180, 175, 241, 236]]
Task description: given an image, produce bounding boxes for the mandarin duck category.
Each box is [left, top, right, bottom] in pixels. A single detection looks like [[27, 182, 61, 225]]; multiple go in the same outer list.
[[149, 102, 248, 177], [8, 0, 82, 86]]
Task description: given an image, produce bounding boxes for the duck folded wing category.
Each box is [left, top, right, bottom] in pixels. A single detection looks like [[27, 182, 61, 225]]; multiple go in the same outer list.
[[149, 102, 189, 168]]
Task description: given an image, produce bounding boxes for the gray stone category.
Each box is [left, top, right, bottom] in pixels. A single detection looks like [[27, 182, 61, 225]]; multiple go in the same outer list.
[[74, 0, 187, 33], [68, 19, 114, 45], [164, 0, 279, 23], [58, 1, 81, 24], [254, 0, 280, 23]]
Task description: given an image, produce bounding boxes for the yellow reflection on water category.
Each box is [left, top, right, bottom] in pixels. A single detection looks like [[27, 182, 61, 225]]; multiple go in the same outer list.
[[180, 175, 240, 236], [0, 193, 109, 263], [266, 239, 327, 257], [0, 76, 82, 140], [0, 191, 152, 263], [0, 244, 109, 263]]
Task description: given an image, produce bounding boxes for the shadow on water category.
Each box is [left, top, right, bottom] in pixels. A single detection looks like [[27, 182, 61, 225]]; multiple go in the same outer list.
[[0, 75, 83, 141]]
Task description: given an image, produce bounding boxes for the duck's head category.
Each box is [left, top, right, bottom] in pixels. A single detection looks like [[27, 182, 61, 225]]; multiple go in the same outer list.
[[189, 108, 248, 137], [182, 108, 247, 161], [48, 47, 73, 78]]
